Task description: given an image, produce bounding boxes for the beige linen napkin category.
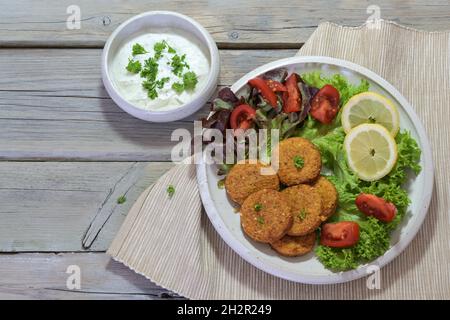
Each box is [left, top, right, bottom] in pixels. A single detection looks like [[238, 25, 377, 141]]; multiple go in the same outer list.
[[108, 20, 450, 299]]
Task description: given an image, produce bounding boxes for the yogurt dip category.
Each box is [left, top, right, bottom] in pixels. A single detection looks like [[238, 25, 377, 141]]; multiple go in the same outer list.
[[111, 28, 210, 111]]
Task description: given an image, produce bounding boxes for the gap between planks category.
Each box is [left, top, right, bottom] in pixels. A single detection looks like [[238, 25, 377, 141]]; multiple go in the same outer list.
[[0, 252, 183, 299], [2, 0, 450, 49], [0, 48, 298, 162], [0, 161, 174, 252]]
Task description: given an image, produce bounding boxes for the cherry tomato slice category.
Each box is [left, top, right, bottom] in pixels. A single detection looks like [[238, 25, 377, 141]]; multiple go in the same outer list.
[[310, 84, 340, 124], [320, 221, 360, 248], [283, 73, 301, 113], [355, 193, 397, 222], [248, 78, 278, 107], [230, 104, 256, 130], [265, 79, 287, 92]]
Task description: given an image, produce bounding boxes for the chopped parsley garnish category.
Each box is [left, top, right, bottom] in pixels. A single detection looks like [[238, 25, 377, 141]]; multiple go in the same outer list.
[[162, 40, 176, 54], [117, 195, 127, 204], [254, 203, 262, 211], [153, 41, 166, 59], [167, 44, 176, 54], [140, 57, 158, 80], [156, 77, 170, 89], [171, 54, 189, 76], [125, 41, 197, 100], [167, 185, 175, 198], [172, 82, 185, 94], [126, 59, 142, 73], [171, 71, 198, 94], [217, 178, 225, 189], [153, 41, 166, 52], [298, 209, 307, 221], [140, 57, 160, 99], [183, 71, 198, 90], [142, 79, 158, 99], [256, 216, 265, 225], [132, 43, 148, 56], [153, 40, 176, 59], [293, 155, 304, 169]]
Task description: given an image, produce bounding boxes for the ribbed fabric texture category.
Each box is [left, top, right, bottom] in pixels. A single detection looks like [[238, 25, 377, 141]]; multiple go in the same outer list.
[[108, 20, 450, 299]]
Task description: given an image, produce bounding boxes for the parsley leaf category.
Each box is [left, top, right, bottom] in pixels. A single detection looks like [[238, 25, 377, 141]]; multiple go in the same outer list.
[[167, 185, 175, 198], [126, 59, 142, 73], [132, 43, 147, 56], [117, 195, 127, 204], [156, 77, 170, 89], [254, 203, 262, 211], [167, 45, 176, 54], [127, 40, 194, 100], [298, 209, 307, 221], [140, 57, 158, 81], [153, 41, 166, 59], [256, 216, 265, 225], [217, 178, 225, 189], [153, 40, 176, 58], [142, 79, 158, 99], [162, 40, 176, 54], [172, 82, 184, 94], [293, 155, 304, 169], [183, 71, 198, 90], [171, 54, 189, 76], [171, 72, 198, 94], [153, 41, 166, 52]]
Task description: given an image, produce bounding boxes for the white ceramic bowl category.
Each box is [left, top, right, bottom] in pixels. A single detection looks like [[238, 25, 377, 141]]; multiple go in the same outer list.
[[101, 11, 220, 122], [197, 56, 434, 284]]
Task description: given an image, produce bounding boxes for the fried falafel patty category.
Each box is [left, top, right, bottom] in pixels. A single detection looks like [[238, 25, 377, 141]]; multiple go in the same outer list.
[[311, 176, 338, 221], [282, 184, 322, 236], [240, 189, 293, 243], [225, 161, 279, 205], [275, 137, 321, 186], [270, 232, 316, 257]]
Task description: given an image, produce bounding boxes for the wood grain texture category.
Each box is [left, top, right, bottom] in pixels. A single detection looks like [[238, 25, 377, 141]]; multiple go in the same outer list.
[[0, 252, 182, 299], [1, 0, 449, 300], [0, 48, 295, 161], [0, 1, 449, 48], [0, 161, 173, 252]]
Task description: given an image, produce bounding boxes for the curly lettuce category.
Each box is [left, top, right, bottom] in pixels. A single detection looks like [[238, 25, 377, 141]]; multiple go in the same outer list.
[[299, 72, 422, 271], [316, 217, 390, 270]]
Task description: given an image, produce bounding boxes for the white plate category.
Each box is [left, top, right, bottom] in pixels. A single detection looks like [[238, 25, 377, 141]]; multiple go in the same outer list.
[[196, 56, 434, 284]]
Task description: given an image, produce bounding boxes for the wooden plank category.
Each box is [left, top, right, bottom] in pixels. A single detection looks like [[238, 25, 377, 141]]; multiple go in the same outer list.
[[1, 1, 449, 48], [0, 252, 181, 299], [0, 48, 296, 161], [0, 161, 173, 252]]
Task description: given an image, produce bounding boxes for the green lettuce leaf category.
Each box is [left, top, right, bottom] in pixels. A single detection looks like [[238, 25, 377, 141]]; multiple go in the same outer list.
[[315, 217, 390, 270], [360, 131, 421, 231], [301, 71, 370, 107], [313, 130, 421, 270], [299, 72, 370, 136], [300, 72, 421, 271], [315, 246, 359, 271], [355, 217, 390, 260]]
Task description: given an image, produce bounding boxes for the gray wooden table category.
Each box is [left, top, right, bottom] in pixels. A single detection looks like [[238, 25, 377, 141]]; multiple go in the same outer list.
[[1, 0, 449, 299]]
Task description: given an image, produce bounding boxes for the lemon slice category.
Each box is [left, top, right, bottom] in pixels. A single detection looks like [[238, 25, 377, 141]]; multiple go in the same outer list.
[[341, 92, 400, 136], [344, 123, 398, 181]]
